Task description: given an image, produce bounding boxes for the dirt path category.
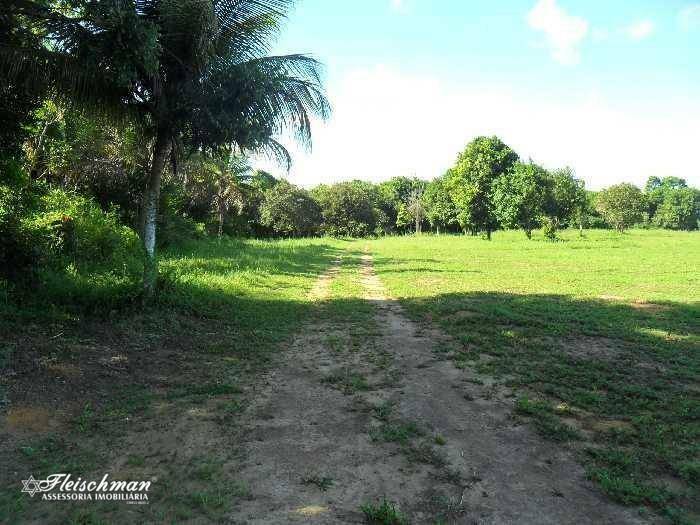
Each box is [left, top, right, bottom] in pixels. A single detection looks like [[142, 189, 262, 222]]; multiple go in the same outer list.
[[228, 250, 648, 524]]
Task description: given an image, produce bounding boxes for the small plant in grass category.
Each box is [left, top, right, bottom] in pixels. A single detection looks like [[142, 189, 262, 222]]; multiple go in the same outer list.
[[434, 434, 446, 446], [361, 498, 408, 525], [370, 421, 422, 444], [323, 368, 371, 394], [515, 397, 580, 442]]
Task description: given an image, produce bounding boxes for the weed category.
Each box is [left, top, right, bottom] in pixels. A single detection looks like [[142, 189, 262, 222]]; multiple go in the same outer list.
[[361, 498, 408, 525], [370, 421, 422, 444]]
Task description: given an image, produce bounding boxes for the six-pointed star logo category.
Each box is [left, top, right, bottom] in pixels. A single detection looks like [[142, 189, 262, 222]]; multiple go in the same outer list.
[[21, 476, 41, 497]]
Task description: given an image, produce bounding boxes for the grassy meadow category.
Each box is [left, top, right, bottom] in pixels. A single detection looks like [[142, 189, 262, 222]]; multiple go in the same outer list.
[[1, 229, 698, 522], [0, 237, 347, 523], [370, 229, 699, 521]]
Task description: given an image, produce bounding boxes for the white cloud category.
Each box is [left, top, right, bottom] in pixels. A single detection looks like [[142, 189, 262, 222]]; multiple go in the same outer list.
[[527, 0, 589, 66], [679, 5, 700, 31], [256, 67, 700, 191], [624, 20, 655, 41]]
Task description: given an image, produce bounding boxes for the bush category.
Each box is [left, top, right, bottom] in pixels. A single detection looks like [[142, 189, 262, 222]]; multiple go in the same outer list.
[[1, 179, 144, 311], [25, 189, 142, 271], [542, 217, 558, 241], [0, 170, 39, 283]]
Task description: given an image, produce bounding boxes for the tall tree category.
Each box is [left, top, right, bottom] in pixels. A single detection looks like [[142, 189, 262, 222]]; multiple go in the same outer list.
[[447, 136, 519, 239], [5, 0, 329, 298]]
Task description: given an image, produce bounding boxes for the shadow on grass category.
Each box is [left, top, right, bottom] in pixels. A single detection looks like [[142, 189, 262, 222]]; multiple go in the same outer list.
[[1, 248, 698, 522], [398, 291, 699, 520]]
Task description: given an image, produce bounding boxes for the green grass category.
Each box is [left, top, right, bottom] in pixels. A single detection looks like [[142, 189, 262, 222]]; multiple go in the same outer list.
[[369, 229, 700, 522], [3, 230, 698, 523], [0, 236, 346, 523], [360, 498, 409, 525]]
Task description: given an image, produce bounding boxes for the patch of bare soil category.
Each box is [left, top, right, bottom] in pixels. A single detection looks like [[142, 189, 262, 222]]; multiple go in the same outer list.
[[630, 300, 669, 313], [559, 335, 625, 361], [227, 252, 648, 524]]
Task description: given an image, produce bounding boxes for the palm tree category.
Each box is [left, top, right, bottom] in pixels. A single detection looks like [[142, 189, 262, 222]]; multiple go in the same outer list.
[[3, 0, 329, 298], [183, 152, 250, 239]]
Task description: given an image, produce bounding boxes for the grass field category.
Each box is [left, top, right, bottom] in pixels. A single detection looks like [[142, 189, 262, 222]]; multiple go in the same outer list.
[[1, 229, 698, 523], [0, 237, 347, 523], [370, 229, 700, 521]]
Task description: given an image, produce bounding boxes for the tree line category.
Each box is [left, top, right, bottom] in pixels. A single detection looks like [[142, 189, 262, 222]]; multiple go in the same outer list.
[[1, 3, 698, 300]]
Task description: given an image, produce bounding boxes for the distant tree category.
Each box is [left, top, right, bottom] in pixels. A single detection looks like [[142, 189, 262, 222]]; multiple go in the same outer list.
[[492, 162, 549, 239], [645, 176, 690, 224], [595, 183, 646, 232], [312, 181, 378, 237], [423, 175, 458, 234], [406, 189, 426, 234], [378, 176, 426, 233], [259, 181, 320, 237], [652, 187, 699, 231], [395, 203, 412, 232], [447, 136, 519, 239], [545, 167, 587, 236], [183, 152, 250, 238]]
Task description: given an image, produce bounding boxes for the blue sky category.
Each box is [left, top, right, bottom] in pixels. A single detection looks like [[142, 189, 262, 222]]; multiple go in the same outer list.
[[256, 0, 700, 189]]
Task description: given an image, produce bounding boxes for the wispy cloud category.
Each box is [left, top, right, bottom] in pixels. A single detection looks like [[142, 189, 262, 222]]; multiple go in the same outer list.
[[679, 4, 700, 31], [527, 0, 589, 66], [624, 20, 655, 41]]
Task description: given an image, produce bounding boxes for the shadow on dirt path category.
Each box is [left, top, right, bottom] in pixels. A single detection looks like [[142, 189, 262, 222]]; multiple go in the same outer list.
[[228, 248, 651, 524]]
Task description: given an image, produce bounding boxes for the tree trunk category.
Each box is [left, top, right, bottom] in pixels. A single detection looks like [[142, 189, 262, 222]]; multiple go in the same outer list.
[[142, 127, 172, 301], [218, 201, 225, 239]]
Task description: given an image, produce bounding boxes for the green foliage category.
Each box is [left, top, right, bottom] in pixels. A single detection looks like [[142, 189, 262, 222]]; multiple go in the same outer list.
[[377, 176, 427, 233], [370, 231, 700, 522], [595, 183, 647, 232], [361, 498, 408, 525], [260, 181, 321, 237], [1, 170, 143, 309], [0, 162, 39, 282], [26, 189, 142, 271], [447, 136, 519, 238], [313, 181, 381, 237], [395, 203, 412, 231], [493, 161, 550, 239], [546, 167, 587, 230], [423, 175, 458, 233], [651, 186, 699, 231]]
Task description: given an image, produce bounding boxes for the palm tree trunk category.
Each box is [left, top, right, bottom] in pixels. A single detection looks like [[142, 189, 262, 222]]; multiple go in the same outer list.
[[142, 127, 172, 301]]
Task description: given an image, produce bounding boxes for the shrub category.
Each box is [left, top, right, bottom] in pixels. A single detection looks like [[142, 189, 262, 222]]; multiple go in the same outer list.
[[25, 189, 142, 271], [0, 175, 39, 283], [595, 184, 646, 232]]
